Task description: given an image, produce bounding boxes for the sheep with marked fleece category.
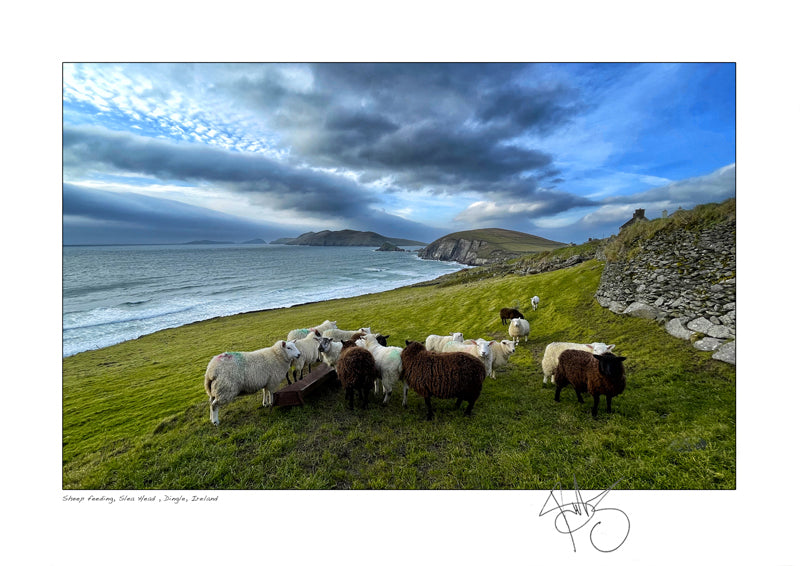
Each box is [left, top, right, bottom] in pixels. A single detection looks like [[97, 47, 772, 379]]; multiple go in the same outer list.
[[356, 334, 404, 405], [204, 340, 301, 425], [441, 338, 494, 378], [336, 340, 380, 410], [425, 332, 464, 352], [401, 340, 486, 420], [508, 317, 530, 344], [287, 319, 337, 341], [540, 342, 615, 384], [554, 349, 627, 418], [487, 339, 516, 379]]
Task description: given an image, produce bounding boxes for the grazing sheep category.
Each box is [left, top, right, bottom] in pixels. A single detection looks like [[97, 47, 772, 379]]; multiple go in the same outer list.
[[336, 340, 380, 410], [287, 319, 337, 341], [541, 342, 615, 384], [425, 332, 464, 352], [500, 308, 525, 325], [356, 334, 403, 405], [204, 340, 301, 425], [441, 338, 494, 378], [322, 327, 371, 341], [287, 331, 322, 383], [487, 339, 516, 379], [508, 317, 530, 344], [318, 333, 384, 368], [401, 340, 486, 420], [554, 350, 627, 418]]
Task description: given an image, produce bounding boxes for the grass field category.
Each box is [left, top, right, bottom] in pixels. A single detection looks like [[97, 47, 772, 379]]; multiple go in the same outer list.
[[62, 259, 735, 490]]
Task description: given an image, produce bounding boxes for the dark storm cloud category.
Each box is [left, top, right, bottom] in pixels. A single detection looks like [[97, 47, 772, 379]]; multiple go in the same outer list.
[[62, 124, 383, 221], [227, 63, 582, 194], [62, 183, 284, 244]]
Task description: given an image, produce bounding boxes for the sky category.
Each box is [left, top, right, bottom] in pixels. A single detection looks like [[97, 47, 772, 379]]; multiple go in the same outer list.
[[62, 62, 735, 245]]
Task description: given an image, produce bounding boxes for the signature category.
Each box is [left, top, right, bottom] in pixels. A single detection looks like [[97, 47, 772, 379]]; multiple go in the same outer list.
[[539, 476, 630, 553]]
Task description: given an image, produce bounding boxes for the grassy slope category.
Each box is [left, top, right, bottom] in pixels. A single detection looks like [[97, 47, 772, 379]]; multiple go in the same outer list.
[[62, 259, 735, 490], [431, 228, 567, 257]]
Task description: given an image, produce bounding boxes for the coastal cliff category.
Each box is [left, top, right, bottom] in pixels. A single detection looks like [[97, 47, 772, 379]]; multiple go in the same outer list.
[[417, 228, 566, 266]]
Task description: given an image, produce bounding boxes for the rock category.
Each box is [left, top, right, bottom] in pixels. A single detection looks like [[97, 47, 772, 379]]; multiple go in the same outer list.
[[693, 337, 723, 351], [712, 341, 736, 365], [609, 301, 629, 314], [665, 318, 694, 340], [623, 302, 661, 320], [687, 317, 713, 334], [707, 324, 732, 339]]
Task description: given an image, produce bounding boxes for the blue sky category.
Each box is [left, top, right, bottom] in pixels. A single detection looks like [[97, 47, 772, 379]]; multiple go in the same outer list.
[[62, 63, 735, 245]]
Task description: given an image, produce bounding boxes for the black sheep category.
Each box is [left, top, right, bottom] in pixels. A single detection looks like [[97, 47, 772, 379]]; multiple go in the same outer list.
[[401, 340, 486, 420], [554, 350, 627, 418], [335, 341, 380, 410], [500, 307, 525, 325]]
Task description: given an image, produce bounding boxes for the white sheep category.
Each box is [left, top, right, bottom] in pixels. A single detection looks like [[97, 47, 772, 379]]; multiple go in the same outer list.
[[442, 338, 494, 378], [204, 340, 301, 425], [318, 336, 345, 367], [541, 341, 615, 384], [487, 339, 516, 379], [288, 332, 323, 382], [356, 333, 404, 405], [425, 332, 464, 352], [508, 317, 530, 344], [322, 327, 371, 341], [531, 296, 540, 311], [287, 319, 337, 341]]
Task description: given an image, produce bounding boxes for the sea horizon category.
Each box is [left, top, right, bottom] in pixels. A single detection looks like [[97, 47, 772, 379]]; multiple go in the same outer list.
[[62, 243, 464, 357]]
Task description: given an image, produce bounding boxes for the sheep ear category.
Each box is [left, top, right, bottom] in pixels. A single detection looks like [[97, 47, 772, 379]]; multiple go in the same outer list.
[[405, 339, 411, 346], [608, 344, 615, 351], [617, 356, 626, 362], [383, 334, 390, 340], [281, 341, 286, 348]]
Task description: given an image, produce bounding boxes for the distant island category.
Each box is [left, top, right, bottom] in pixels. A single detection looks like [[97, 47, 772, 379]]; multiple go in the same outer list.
[[183, 239, 267, 245], [270, 230, 426, 247]]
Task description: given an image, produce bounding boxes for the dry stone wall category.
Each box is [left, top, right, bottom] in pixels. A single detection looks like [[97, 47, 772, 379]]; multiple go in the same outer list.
[[594, 220, 735, 364]]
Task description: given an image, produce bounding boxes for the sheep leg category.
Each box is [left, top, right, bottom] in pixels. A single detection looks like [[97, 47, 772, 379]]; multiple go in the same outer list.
[[575, 390, 584, 403], [454, 397, 463, 409], [262, 388, 273, 407], [554, 386, 562, 402], [592, 395, 602, 418], [402, 383, 409, 407], [361, 387, 369, 409], [382, 389, 392, 406], [424, 396, 434, 420], [606, 395, 613, 414], [345, 387, 354, 410], [209, 398, 219, 425], [463, 399, 476, 416]]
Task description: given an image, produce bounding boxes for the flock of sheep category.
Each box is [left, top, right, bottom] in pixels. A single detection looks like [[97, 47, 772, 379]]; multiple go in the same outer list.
[[203, 294, 628, 424]]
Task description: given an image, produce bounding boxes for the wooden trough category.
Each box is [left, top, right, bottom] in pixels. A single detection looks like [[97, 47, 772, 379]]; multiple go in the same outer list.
[[272, 364, 337, 407]]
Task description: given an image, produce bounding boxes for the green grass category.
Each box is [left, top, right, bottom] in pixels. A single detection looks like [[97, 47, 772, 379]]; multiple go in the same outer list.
[[62, 259, 735, 490]]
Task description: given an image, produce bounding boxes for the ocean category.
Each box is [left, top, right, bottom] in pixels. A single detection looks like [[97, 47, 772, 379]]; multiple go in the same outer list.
[[62, 244, 465, 357]]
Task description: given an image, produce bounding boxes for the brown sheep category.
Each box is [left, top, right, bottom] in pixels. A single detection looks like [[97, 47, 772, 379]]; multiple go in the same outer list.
[[401, 340, 486, 420], [554, 350, 627, 418], [335, 340, 380, 410], [500, 307, 525, 325]]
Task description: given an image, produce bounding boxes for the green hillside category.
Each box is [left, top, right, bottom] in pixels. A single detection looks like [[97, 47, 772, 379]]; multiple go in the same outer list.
[[62, 258, 735, 490]]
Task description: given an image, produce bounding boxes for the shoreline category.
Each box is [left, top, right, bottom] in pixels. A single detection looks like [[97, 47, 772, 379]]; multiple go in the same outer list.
[[62, 263, 472, 359]]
